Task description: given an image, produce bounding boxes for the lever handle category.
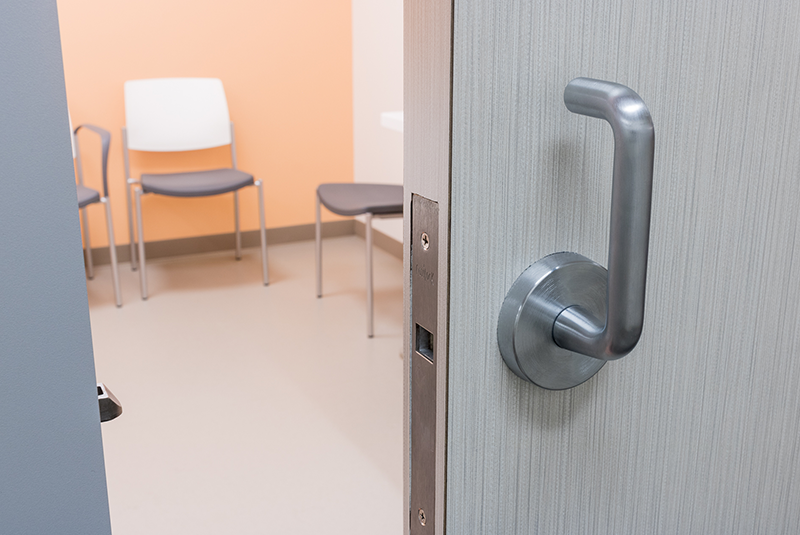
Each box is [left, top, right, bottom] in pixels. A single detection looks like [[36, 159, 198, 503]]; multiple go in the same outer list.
[[496, 78, 655, 389], [555, 78, 655, 359]]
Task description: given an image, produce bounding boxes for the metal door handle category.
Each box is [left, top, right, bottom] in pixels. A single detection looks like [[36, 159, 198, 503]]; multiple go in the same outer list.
[[497, 78, 655, 390]]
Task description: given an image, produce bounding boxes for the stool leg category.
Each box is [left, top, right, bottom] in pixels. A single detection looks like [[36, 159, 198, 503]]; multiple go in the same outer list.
[[234, 190, 242, 260], [135, 187, 147, 300], [102, 197, 122, 307], [126, 178, 138, 271], [316, 192, 323, 298], [256, 180, 269, 285], [366, 212, 374, 338]]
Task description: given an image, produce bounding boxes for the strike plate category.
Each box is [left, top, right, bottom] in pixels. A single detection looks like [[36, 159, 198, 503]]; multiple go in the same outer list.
[[410, 194, 438, 534]]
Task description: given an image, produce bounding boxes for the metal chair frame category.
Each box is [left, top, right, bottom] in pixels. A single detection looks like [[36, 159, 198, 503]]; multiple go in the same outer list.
[[123, 122, 268, 299], [75, 124, 122, 307], [315, 191, 402, 338]]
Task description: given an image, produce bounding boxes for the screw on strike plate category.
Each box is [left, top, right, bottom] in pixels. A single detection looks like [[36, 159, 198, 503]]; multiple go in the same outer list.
[[421, 232, 430, 250], [418, 508, 427, 526]]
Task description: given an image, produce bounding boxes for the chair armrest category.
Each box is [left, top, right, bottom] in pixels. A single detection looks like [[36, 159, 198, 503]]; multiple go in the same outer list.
[[74, 124, 111, 198]]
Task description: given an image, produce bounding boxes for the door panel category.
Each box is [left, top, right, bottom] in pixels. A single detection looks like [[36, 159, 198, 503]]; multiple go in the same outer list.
[[0, 2, 112, 532], [446, 0, 800, 533]]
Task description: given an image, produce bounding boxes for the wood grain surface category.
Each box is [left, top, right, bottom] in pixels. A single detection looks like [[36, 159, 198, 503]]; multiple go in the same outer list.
[[447, 0, 800, 532]]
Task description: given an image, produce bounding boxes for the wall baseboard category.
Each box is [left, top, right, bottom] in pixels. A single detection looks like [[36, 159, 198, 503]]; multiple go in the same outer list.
[[85, 219, 403, 265]]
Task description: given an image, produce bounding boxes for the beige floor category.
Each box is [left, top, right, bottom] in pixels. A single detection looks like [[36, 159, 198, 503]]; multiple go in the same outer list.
[[87, 236, 404, 535]]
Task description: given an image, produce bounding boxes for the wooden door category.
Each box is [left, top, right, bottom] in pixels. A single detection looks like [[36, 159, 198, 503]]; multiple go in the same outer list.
[[406, 0, 800, 533]]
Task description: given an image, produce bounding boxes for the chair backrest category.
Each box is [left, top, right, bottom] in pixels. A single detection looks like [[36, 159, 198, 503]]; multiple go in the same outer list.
[[124, 78, 232, 152]]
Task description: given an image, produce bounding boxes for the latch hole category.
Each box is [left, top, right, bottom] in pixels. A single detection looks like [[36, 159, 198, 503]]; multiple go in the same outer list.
[[415, 323, 434, 363]]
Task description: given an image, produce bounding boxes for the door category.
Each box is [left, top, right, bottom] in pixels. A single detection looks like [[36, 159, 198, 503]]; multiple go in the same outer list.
[[405, 0, 800, 533], [0, 2, 112, 533]]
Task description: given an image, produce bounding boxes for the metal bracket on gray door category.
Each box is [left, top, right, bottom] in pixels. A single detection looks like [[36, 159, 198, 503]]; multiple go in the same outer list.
[[497, 77, 656, 390], [410, 194, 438, 534], [97, 383, 123, 422]]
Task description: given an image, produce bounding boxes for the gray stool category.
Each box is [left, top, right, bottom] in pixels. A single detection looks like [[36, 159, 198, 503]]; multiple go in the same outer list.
[[316, 183, 403, 337]]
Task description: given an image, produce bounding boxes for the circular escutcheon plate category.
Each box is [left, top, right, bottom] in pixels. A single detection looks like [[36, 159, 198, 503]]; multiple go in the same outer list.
[[497, 252, 607, 390]]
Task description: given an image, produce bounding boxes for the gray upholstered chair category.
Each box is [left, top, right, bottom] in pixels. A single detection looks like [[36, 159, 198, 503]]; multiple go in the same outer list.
[[122, 78, 268, 299], [72, 119, 122, 307], [315, 183, 403, 337]]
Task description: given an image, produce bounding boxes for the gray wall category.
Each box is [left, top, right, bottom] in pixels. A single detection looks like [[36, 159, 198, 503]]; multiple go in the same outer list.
[[0, 2, 112, 533], [447, 0, 800, 533]]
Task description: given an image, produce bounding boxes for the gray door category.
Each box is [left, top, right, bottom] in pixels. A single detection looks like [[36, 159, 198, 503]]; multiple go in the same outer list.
[[0, 2, 112, 533], [405, 0, 800, 533]]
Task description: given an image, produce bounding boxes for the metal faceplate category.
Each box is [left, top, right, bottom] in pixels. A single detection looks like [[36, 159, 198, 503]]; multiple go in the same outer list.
[[410, 194, 438, 534]]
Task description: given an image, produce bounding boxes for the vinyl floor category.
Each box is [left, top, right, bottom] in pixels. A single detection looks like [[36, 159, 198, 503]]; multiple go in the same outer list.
[[87, 236, 404, 535]]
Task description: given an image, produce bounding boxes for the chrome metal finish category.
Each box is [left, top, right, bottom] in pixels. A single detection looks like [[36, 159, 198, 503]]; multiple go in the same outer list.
[[231, 124, 242, 261], [315, 192, 322, 298], [76, 135, 93, 278], [497, 78, 655, 389], [101, 197, 122, 307], [365, 212, 374, 338], [122, 128, 138, 271], [498, 253, 607, 389], [410, 194, 438, 535], [234, 191, 241, 260], [255, 180, 269, 285], [97, 383, 122, 423], [81, 207, 94, 280], [134, 186, 147, 299], [229, 122, 238, 170], [74, 133, 85, 187], [315, 202, 400, 334]]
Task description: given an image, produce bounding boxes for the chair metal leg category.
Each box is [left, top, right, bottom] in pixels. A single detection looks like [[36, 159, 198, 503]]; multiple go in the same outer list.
[[81, 206, 94, 279], [126, 178, 138, 271], [134, 187, 148, 299], [365, 212, 374, 338], [101, 197, 122, 307], [316, 192, 322, 298], [234, 191, 242, 260], [256, 180, 269, 285]]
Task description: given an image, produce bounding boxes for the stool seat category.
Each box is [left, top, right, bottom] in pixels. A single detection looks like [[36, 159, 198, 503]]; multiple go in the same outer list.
[[141, 168, 254, 197], [317, 183, 403, 216], [77, 184, 101, 208], [315, 182, 404, 337]]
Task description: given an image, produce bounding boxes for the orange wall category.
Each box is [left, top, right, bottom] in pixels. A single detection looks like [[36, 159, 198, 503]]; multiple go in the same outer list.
[[58, 0, 353, 246]]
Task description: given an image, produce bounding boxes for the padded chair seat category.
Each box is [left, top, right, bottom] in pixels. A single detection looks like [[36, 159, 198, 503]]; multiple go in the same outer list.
[[77, 184, 101, 208], [317, 183, 403, 216], [141, 168, 254, 197]]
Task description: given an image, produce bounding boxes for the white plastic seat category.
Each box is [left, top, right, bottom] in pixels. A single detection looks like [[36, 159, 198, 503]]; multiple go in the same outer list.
[[123, 78, 269, 299]]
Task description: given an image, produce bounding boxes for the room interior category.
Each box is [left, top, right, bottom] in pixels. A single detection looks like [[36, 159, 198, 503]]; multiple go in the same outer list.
[[57, 1, 404, 533]]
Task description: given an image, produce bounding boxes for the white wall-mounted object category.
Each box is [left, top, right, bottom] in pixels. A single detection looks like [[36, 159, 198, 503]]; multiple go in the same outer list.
[[352, 0, 403, 244], [380, 111, 404, 133]]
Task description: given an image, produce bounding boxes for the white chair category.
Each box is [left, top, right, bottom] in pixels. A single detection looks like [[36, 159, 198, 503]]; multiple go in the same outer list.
[[71, 116, 122, 307], [122, 78, 268, 299]]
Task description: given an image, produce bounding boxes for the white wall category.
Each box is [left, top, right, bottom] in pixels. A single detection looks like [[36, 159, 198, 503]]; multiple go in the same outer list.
[[352, 0, 404, 242]]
